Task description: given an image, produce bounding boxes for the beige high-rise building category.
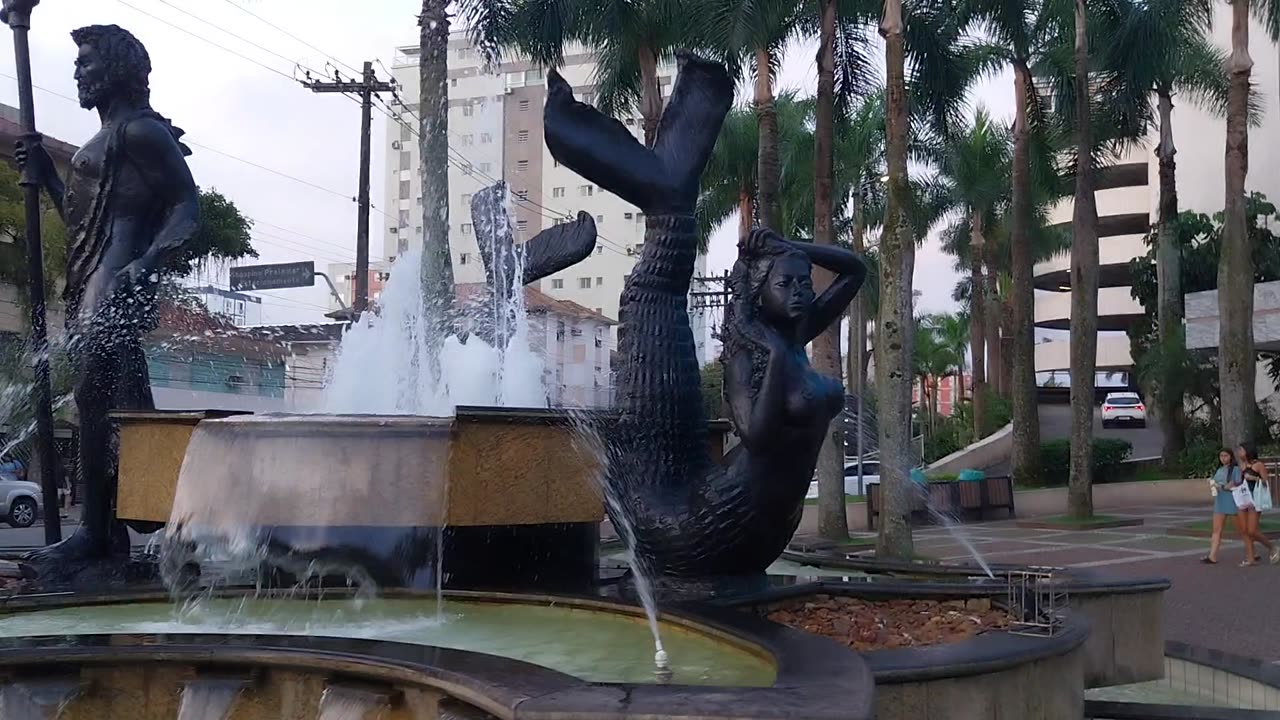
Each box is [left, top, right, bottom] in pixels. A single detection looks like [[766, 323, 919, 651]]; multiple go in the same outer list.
[[383, 36, 711, 364]]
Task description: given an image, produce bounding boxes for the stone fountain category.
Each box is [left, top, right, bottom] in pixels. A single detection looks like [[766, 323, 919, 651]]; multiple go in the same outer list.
[[0, 9, 1190, 720]]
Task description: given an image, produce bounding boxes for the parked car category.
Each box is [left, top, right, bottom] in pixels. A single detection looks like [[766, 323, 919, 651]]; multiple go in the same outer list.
[[807, 461, 880, 499], [0, 473, 41, 528], [1101, 392, 1146, 429]]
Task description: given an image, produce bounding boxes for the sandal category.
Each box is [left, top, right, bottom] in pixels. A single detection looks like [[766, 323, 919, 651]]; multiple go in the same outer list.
[[1201, 557, 1218, 564], [1240, 561, 1257, 567]]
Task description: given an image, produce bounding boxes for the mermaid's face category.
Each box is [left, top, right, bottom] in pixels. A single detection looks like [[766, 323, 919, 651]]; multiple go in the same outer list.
[[759, 254, 814, 328]]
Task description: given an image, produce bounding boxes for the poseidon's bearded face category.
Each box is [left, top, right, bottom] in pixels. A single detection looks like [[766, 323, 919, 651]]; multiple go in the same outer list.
[[71, 24, 151, 111]]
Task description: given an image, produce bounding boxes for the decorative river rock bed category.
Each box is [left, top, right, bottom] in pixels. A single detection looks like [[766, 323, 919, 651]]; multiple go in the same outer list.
[[767, 596, 1011, 652]]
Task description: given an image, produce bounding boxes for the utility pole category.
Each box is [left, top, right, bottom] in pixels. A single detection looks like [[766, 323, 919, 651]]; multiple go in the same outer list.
[[304, 61, 394, 314], [2, 0, 61, 545]]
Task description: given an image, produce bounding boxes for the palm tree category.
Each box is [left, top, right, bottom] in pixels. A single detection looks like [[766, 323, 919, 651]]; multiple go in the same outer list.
[[930, 312, 971, 403], [1217, 0, 1278, 445], [1104, 0, 1229, 466], [966, 0, 1055, 486], [876, 0, 915, 560], [933, 108, 1011, 438], [419, 0, 456, 346]]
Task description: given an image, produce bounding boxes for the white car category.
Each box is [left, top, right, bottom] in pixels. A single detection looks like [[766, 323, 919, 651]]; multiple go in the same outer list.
[[0, 473, 41, 528], [1101, 392, 1146, 429], [807, 461, 880, 499]]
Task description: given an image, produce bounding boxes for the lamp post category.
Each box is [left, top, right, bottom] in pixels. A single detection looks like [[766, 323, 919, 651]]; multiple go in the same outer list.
[[2, 0, 63, 544]]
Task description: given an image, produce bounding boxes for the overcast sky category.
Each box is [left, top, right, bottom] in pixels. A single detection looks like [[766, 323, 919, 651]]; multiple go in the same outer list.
[[0, 0, 1015, 324]]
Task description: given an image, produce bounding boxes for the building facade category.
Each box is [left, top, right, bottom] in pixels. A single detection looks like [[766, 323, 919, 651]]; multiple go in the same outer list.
[[325, 261, 393, 312], [382, 36, 711, 365], [1032, 10, 1280, 378], [192, 285, 264, 327]]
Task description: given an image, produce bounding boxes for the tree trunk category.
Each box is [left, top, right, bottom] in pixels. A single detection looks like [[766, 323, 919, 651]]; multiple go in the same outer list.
[[848, 193, 867, 396], [738, 191, 754, 238], [814, 0, 847, 540], [876, 0, 915, 560], [1067, 0, 1098, 519], [755, 46, 781, 231], [969, 213, 987, 437], [1220, 0, 1254, 447], [1009, 62, 1041, 485], [419, 0, 456, 360], [985, 250, 1004, 397], [638, 46, 663, 148], [1155, 88, 1186, 467]]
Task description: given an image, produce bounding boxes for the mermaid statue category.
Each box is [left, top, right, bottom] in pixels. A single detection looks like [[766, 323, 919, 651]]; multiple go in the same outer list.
[[544, 52, 866, 579]]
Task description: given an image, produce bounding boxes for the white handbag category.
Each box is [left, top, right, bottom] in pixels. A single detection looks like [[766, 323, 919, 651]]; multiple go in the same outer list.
[[1233, 480, 1255, 510]]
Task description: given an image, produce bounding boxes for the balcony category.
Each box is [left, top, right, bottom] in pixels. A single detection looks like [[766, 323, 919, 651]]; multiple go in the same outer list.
[[1035, 335, 1134, 372], [1033, 233, 1147, 290], [1035, 286, 1144, 331]]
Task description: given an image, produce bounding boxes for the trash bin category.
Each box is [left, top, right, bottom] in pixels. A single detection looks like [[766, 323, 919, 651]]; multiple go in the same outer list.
[[910, 468, 928, 485], [958, 469, 985, 483]]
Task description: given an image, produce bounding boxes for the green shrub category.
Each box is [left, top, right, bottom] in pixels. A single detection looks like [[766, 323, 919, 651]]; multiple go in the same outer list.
[[1177, 441, 1222, 479], [1032, 438, 1133, 487], [928, 473, 959, 483]]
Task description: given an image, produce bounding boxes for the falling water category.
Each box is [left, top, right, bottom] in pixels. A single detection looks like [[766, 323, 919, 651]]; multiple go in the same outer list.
[[564, 411, 668, 677], [321, 244, 546, 415], [917, 487, 995, 578], [176, 677, 245, 720], [0, 679, 81, 720], [317, 685, 389, 720]]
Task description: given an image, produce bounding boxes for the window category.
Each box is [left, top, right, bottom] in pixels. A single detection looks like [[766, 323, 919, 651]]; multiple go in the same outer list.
[[457, 47, 472, 60], [551, 279, 564, 289], [518, 99, 530, 111], [596, 277, 603, 286], [480, 132, 492, 144], [478, 162, 492, 174], [579, 277, 592, 289], [556, 321, 566, 340], [461, 162, 473, 175], [461, 223, 473, 235], [624, 212, 633, 220], [552, 186, 565, 198], [625, 118, 635, 126], [460, 252, 470, 265], [553, 158, 560, 167], [415, 196, 423, 206], [579, 185, 593, 197], [461, 193, 472, 205], [451, 78, 458, 88], [460, 134, 474, 146], [400, 122, 412, 142], [595, 335, 603, 348], [414, 225, 422, 236], [399, 180, 410, 199], [517, 129, 530, 143], [398, 238, 409, 253], [398, 209, 410, 227], [399, 151, 411, 171], [516, 219, 529, 231], [596, 247, 603, 255], [595, 214, 604, 224], [517, 159, 529, 172], [462, 103, 474, 117], [582, 93, 595, 106], [524, 68, 543, 83], [635, 212, 645, 222], [515, 188, 529, 200]]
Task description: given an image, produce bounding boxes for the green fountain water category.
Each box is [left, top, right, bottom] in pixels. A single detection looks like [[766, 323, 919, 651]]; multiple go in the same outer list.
[[0, 598, 775, 687]]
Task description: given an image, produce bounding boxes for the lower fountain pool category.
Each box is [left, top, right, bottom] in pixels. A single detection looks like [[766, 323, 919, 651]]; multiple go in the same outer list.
[[0, 597, 776, 687]]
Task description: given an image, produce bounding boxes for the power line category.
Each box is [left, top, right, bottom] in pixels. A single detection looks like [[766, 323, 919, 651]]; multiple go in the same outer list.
[[113, 0, 298, 82], [218, 0, 364, 78], [151, 0, 325, 77]]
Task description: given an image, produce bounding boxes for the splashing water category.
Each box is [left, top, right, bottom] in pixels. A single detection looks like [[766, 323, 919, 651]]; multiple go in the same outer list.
[[317, 686, 389, 720], [321, 243, 546, 415], [916, 484, 995, 578]]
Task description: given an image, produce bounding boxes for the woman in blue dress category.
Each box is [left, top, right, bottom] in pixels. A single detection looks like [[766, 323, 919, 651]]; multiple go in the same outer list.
[[1203, 449, 1243, 564]]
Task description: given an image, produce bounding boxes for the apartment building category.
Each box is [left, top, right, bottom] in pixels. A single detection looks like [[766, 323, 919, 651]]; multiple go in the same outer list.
[[1032, 9, 1280, 379], [325, 260, 393, 312], [382, 36, 710, 364]]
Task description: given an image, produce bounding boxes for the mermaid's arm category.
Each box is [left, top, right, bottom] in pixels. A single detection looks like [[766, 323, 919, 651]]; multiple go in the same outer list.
[[796, 243, 868, 344], [726, 346, 787, 451]]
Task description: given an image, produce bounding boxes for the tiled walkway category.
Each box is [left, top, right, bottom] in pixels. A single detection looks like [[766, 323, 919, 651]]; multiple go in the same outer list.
[[842, 504, 1280, 661]]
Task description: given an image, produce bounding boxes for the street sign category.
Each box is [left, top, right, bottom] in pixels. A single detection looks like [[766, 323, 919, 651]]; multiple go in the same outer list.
[[230, 261, 316, 291]]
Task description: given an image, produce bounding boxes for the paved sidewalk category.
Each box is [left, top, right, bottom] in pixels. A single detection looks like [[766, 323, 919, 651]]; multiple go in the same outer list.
[[833, 503, 1280, 661]]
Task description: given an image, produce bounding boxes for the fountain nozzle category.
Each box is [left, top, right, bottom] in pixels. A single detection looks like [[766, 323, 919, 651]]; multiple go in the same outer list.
[[654, 648, 669, 670]]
